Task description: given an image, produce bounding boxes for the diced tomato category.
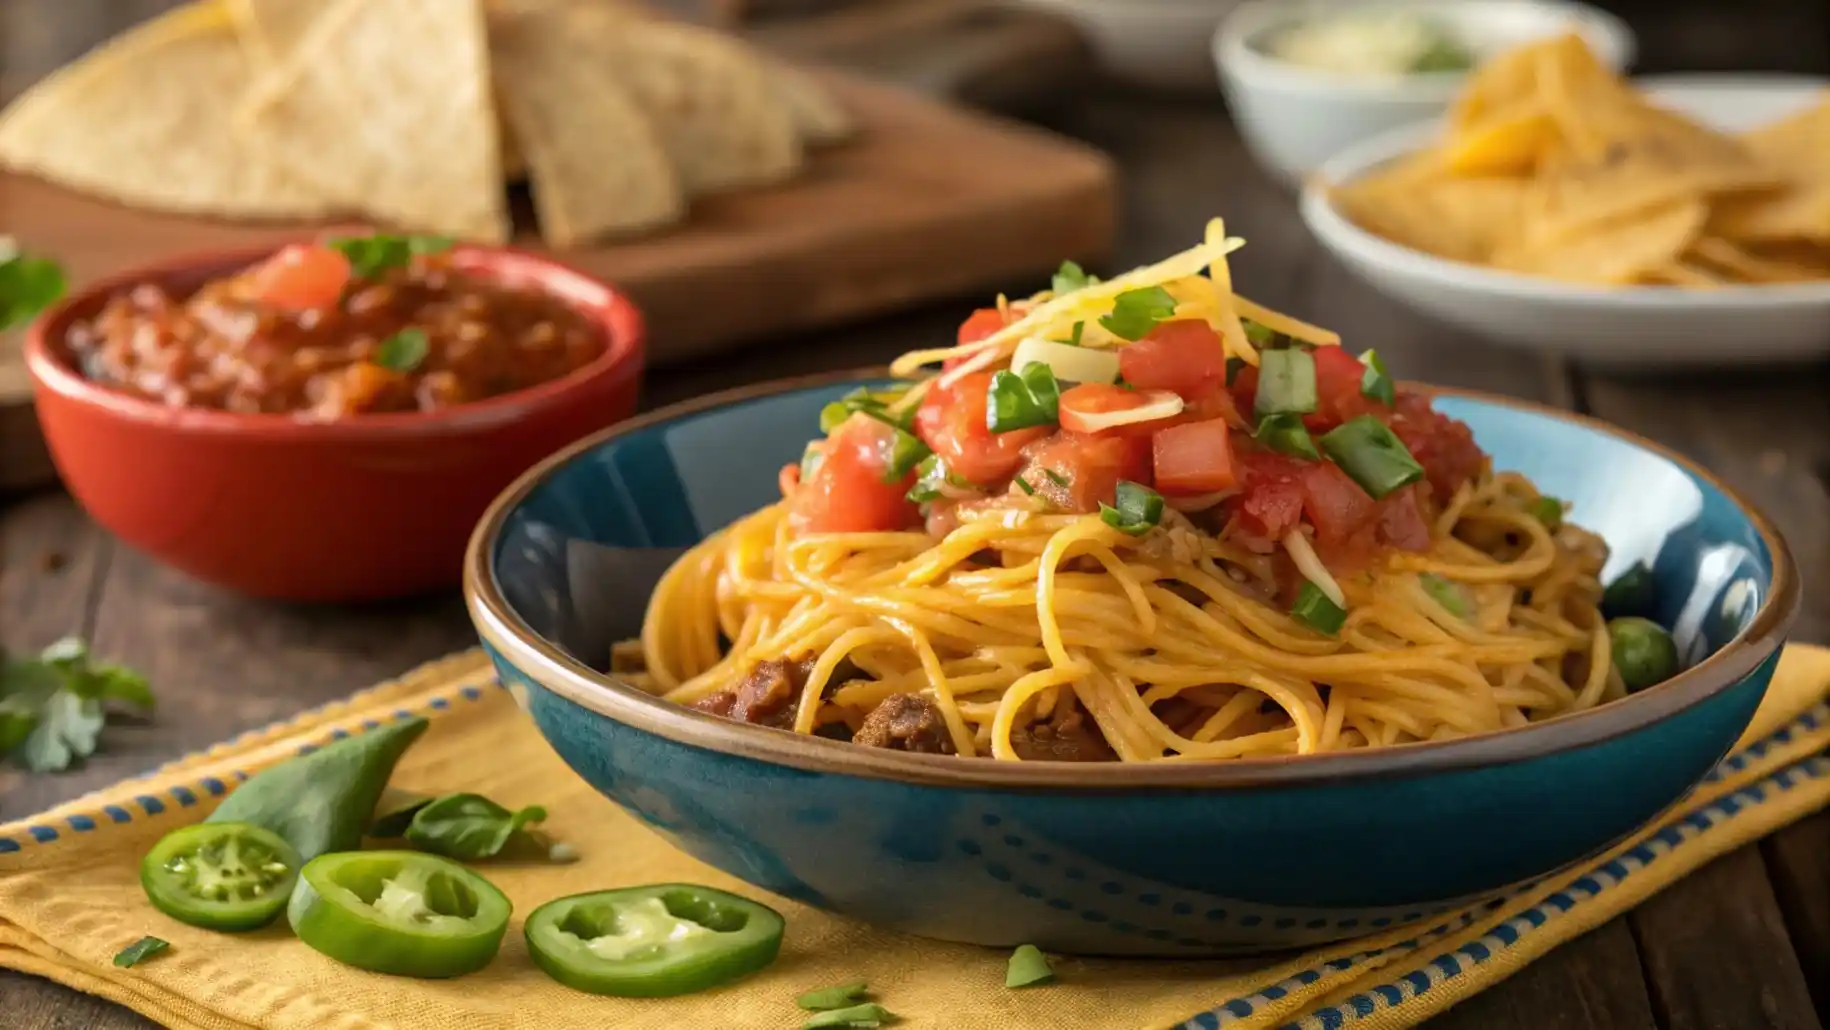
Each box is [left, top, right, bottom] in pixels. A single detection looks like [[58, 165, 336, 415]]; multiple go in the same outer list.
[[915, 371, 1049, 485], [1297, 460, 1375, 547], [1152, 418, 1238, 495], [1118, 320, 1228, 396], [1228, 450, 1308, 543], [942, 308, 1010, 371], [1020, 431, 1152, 512], [1182, 383, 1247, 429], [787, 417, 921, 534], [246, 244, 351, 311], [1375, 485, 1433, 553], [1303, 345, 1386, 432], [1388, 391, 1486, 500]]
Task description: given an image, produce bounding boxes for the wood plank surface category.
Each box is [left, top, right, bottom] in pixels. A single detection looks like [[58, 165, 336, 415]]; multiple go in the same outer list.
[[4, 2, 1829, 1029]]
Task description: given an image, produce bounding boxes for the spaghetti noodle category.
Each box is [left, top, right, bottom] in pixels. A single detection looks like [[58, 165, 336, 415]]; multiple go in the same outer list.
[[621, 221, 1665, 762]]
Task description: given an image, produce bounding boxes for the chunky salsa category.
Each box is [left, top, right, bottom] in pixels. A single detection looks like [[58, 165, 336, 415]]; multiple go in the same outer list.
[[64, 235, 605, 418], [785, 305, 1487, 592]]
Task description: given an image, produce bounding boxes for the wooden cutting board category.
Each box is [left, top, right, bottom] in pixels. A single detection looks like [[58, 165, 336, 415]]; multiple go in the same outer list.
[[0, 70, 1114, 491]]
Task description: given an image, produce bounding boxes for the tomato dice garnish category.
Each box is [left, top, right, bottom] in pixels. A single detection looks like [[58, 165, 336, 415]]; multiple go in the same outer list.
[[246, 244, 351, 311], [942, 308, 1010, 371], [915, 371, 1049, 484], [1152, 418, 1238, 495], [1375, 485, 1433, 553], [1228, 450, 1307, 543], [1020, 431, 1151, 512], [1297, 459, 1375, 547], [788, 417, 921, 534], [1388, 392, 1486, 500], [1118, 320, 1228, 396], [1303, 345, 1385, 432]]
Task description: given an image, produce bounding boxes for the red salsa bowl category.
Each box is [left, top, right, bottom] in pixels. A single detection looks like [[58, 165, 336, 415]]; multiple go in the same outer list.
[[26, 243, 644, 602]]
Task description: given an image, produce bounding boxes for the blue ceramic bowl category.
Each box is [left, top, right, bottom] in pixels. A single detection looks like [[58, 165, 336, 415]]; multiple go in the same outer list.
[[464, 371, 1798, 956]]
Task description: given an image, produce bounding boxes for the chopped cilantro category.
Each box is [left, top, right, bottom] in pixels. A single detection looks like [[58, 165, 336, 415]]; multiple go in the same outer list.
[[113, 936, 170, 968], [374, 329, 430, 373], [0, 638, 152, 773], [1098, 287, 1177, 341]]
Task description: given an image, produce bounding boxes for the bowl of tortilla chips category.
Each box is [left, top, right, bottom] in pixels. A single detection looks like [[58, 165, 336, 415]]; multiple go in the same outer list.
[[1301, 34, 1830, 367]]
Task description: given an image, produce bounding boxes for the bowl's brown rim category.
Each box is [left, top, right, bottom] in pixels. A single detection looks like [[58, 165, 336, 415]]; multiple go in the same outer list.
[[464, 368, 1801, 791], [24, 242, 647, 441]]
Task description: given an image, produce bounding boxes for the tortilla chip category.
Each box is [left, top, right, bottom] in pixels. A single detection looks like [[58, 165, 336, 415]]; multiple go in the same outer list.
[[1492, 197, 1706, 285], [565, 6, 802, 195], [767, 62, 856, 146], [237, 0, 508, 242], [1639, 261, 1723, 287], [1688, 235, 1828, 283], [1443, 100, 1555, 175], [0, 1, 332, 220], [491, 4, 684, 246], [1739, 95, 1830, 173], [1336, 172, 1529, 264]]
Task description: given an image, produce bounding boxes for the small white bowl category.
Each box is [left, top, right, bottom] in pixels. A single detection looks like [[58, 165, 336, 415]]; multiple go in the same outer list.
[[1300, 75, 1830, 369], [1215, 0, 1633, 185], [1012, 0, 1244, 93]]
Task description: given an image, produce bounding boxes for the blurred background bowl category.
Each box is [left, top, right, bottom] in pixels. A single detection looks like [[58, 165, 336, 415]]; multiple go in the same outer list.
[[467, 372, 1796, 956], [1300, 75, 1830, 367], [27, 246, 644, 603], [1010, 0, 1245, 93], [1215, 0, 1634, 185]]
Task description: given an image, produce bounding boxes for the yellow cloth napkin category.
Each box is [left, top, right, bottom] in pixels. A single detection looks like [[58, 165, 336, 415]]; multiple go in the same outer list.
[[4, 646, 1828, 1030]]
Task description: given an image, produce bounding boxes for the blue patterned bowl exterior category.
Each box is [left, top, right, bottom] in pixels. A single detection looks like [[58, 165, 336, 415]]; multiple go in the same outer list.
[[466, 373, 1798, 956]]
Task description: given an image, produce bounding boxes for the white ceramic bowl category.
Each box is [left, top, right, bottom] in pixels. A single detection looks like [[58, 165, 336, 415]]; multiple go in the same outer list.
[[1301, 75, 1830, 369], [1012, 0, 1244, 93], [1215, 0, 1633, 185]]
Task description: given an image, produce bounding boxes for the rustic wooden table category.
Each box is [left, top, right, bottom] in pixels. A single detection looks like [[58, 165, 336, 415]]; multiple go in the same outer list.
[[4, 2, 1829, 1027]]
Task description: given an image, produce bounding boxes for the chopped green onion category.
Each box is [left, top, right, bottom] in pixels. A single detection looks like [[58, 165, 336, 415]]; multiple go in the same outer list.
[[1098, 286, 1177, 342], [822, 388, 912, 434], [1014, 475, 1037, 496], [113, 936, 169, 969], [1528, 495, 1564, 529], [801, 442, 826, 482], [819, 402, 851, 433], [1006, 944, 1055, 988], [1319, 415, 1424, 499], [1602, 562, 1657, 620], [1052, 260, 1096, 295], [882, 428, 931, 483], [799, 980, 871, 1011], [1253, 413, 1321, 460], [1099, 481, 1164, 536], [1358, 349, 1395, 406], [1242, 320, 1278, 348], [1292, 581, 1347, 634], [907, 454, 975, 503], [986, 365, 1060, 433], [1420, 574, 1470, 618], [1041, 468, 1071, 489], [804, 1003, 895, 1029], [1254, 347, 1318, 417], [373, 328, 430, 373], [1062, 321, 1086, 347]]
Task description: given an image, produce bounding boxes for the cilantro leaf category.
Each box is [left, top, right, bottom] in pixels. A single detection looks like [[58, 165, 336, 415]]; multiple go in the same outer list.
[[374, 329, 430, 373], [0, 249, 69, 331], [113, 936, 170, 968], [18, 690, 104, 773], [326, 234, 451, 279], [1052, 260, 1097, 295], [1098, 287, 1177, 341], [0, 638, 153, 773]]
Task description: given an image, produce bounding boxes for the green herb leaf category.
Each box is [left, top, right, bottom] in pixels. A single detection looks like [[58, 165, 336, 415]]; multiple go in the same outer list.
[[1358, 349, 1396, 407], [907, 454, 975, 504], [1420, 574, 1470, 618], [1099, 481, 1165, 537], [113, 936, 170, 969], [1052, 260, 1097, 295], [326, 233, 450, 279], [1, 638, 151, 772], [819, 402, 851, 434], [1292, 581, 1348, 635], [1059, 321, 1086, 347], [1041, 468, 1071, 489], [799, 980, 871, 1011], [403, 793, 547, 860], [804, 1003, 895, 1029], [1255, 347, 1318, 417], [368, 788, 434, 838], [1318, 416, 1425, 499], [1253, 413, 1321, 460], [1013, 475, 1037, 496], [882, 428, 932, 484], [1097, 287, 1177, 342], [1006, 944, 1055, 988], [0, 250, 68, 331], [374, 329, 430, 374], [986, 366, 1060, 433], [823, 388, 913, 435], [1528, 495, 1564, 529], [1410, 33, 1474, 73]]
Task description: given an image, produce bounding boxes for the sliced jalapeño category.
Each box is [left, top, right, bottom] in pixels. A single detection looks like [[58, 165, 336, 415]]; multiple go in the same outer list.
[[140, 822, 302, 932], [524, 884, 786, 997], [287, 851, 511, 978]]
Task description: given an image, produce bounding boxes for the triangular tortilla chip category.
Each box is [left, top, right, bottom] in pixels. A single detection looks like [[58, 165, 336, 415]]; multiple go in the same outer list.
[[566, 6, 803, 195], [237, 0, 508, 242], [490, 4, 684, 246], [0, 1, 332, 220], [1492, 197, 1706, 284], [767, 62, 856, 146], [1706, 96, 1830, 244]]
